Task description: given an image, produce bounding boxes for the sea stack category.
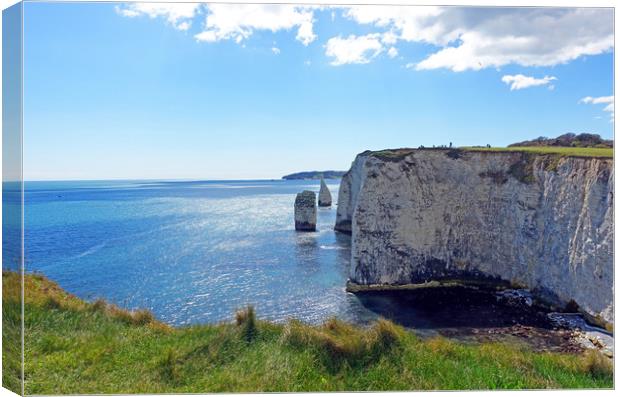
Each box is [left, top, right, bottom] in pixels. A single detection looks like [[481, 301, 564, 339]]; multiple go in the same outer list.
[[318, 177, 332, 207], [294, 190, 317, 231]]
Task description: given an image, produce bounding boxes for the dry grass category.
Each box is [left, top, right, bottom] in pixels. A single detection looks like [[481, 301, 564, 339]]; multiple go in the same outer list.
[[581, 349, 614, 379], [281, 317, 403, 369]]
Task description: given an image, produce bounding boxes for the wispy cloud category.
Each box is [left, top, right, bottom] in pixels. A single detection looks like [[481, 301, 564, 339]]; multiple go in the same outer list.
[[580, 95, 614, 122], [115, 3, 201, 31], [501, 74, 557, 91], [116, 3, 319, 45], [580, 96, 614, 105]]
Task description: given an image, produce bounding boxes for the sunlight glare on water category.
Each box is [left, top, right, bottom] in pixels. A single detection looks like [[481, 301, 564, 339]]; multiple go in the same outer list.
[[23, 179, 377, 325]]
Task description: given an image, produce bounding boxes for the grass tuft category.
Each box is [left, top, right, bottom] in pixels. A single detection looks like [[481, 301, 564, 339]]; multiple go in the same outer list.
[[281, 317, 403, 371], [159, 348, 182, 384], [367, 318, 403, 353], [43, 295, 64, 311], [89, 298, 107, 312], [132, 309, 156, 326], [581, 350, 613, 379], [236, 306, 257, 342]]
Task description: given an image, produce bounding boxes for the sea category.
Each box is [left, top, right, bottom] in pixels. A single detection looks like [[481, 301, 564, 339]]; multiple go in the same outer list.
[[7, 178, 589, 344], [19, 179, 379, 326]]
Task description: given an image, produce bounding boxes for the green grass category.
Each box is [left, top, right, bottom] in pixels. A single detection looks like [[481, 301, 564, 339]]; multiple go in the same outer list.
[[462, 146, 613, 158], [2, 271, 22, 394], [3, 272, 613, 393]]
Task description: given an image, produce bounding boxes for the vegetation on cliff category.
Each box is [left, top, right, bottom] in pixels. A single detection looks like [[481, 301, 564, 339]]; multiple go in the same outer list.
[[462, 146, 612, 158], [508, 133, 613, 149], [3, 272, 613, 393], [368, 146, 612, 162]]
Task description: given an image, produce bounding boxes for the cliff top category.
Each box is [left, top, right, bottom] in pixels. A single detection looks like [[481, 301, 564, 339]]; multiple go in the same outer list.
[[368, 146, 613, 161], [462, 146, 612, 158]]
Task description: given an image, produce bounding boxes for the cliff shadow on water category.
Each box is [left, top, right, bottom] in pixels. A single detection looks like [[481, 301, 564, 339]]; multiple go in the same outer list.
[[354, 286, 552, 330], [350, 285, 613, 354]]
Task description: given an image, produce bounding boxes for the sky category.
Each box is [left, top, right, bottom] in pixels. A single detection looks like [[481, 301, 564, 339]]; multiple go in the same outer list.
[[22, 2, 614, 180]]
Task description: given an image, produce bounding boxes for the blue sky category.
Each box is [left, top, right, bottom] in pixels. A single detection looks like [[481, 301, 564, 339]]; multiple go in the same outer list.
[[23, 2, 614, 180]]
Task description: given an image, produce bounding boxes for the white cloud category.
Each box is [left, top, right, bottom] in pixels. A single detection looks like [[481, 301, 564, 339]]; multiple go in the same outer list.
[[580, 95, 614, 122], [115, 3, 201, 31], [115, 5, 613, 73], [176, 21, 190, 31], [341, 6, 613, 71], [325, 34, 384, 66], [271, 47, 281, 55], [501, 74, 557, 91], [580, 96, 614, 105], [194, 4, 317, 46]]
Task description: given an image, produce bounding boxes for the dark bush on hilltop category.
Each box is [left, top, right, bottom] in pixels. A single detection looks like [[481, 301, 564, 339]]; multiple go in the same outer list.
[[509, 133, 613, 148]]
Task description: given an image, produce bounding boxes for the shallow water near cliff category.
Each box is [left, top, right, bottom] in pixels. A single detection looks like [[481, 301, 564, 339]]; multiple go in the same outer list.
[[15, 179, 597, 350]]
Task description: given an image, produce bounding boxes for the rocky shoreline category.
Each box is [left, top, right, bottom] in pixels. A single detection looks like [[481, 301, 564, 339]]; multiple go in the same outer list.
[[352, 282, 614, 358]]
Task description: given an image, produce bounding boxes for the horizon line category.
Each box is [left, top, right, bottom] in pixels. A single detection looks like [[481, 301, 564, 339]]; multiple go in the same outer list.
[[9, 176, 345, 183]]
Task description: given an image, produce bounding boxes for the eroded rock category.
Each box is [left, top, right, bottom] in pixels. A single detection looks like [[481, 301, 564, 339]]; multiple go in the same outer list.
[[295, 190, 317, 231], [318, 177, 332, 207]]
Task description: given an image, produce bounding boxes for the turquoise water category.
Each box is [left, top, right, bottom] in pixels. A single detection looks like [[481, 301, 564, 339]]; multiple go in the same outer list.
[[21, 179, 378, 325]]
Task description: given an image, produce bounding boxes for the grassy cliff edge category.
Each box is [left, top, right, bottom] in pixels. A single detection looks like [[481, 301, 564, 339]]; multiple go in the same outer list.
[[369, 146, 613, 162], [3, 271, 612, 393]]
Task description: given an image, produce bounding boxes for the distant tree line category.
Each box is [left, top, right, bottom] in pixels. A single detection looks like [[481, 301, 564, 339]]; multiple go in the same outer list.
[[509, 133, 613, 148]]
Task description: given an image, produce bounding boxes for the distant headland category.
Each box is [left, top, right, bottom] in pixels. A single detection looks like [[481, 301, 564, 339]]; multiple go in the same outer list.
[[282, 170, 346, 180]]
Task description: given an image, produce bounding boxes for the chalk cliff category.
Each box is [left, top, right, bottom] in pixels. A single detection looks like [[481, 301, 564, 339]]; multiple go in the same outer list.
[[335, 149, 614, 327]]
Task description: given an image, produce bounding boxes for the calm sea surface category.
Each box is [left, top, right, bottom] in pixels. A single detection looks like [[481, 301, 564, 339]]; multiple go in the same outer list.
[[22, 179, 379, 326]]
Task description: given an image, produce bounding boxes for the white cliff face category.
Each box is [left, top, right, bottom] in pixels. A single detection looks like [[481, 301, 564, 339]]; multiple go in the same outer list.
[[337, 149, 614, 327], [319, 177, 333, 207], [335, 152, 371, 233]]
